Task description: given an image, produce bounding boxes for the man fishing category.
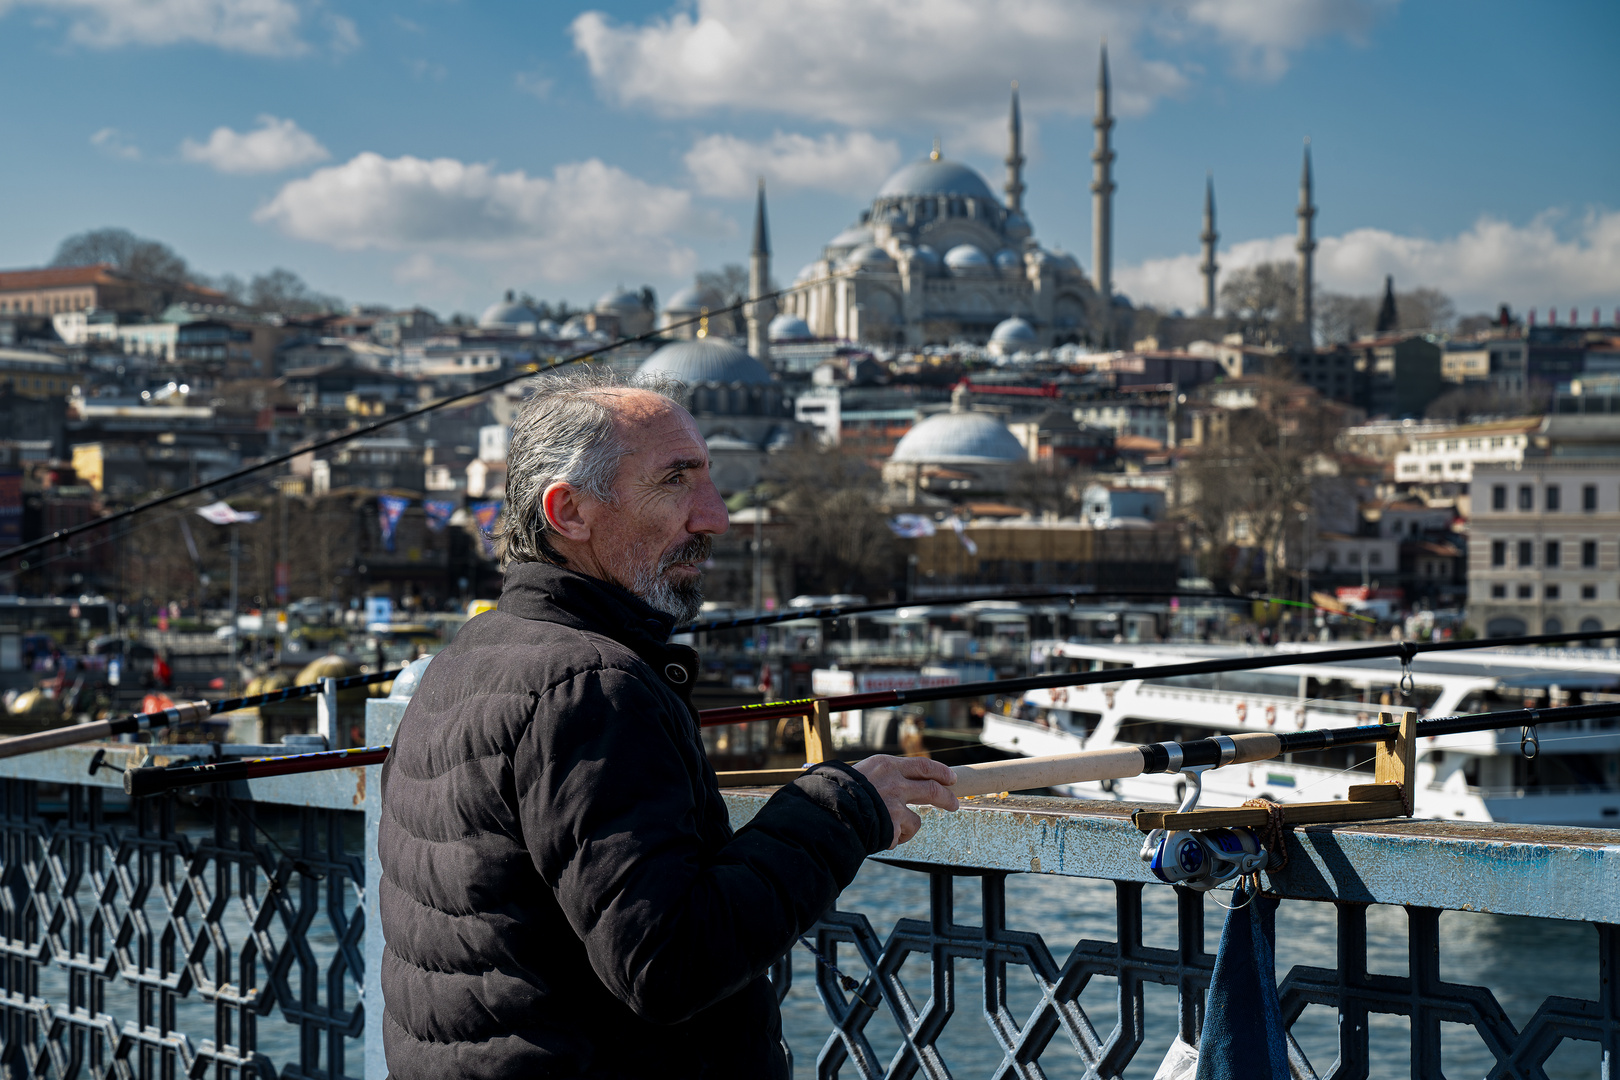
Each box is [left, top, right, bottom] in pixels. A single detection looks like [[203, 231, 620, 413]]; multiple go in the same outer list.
[[377, 369, 958, 1079]]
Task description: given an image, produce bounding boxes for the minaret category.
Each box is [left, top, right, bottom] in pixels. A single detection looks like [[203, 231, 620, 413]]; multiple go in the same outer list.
[[1199, 173, 1219, 316], [747, 177, 771, 362], [1296, 139, 1316, 344], [1004, 82, 1025, 214], [1091, 42, 1115, 340]]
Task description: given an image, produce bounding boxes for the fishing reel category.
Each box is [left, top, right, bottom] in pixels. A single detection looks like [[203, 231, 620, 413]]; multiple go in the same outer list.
[[1139, 768, 1270, 892]]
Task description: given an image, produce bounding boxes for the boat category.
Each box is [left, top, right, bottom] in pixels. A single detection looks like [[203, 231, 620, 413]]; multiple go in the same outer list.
[[980, 642, 1620, 827]]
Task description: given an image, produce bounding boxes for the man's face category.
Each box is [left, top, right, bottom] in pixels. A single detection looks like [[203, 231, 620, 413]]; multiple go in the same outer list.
[[584, 391, 729, 621]]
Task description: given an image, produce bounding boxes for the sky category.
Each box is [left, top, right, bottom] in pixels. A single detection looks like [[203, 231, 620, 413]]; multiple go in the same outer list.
[[0, 0, 1616, 323]]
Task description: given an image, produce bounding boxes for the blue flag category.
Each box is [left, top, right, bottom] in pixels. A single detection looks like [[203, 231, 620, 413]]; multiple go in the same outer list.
[[378, 495, 410, 553]]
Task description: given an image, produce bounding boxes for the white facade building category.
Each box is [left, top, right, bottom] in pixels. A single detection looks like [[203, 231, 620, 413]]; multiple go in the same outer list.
[[1393, 418, 1540, 495], [1467, 461, 1620, 638]]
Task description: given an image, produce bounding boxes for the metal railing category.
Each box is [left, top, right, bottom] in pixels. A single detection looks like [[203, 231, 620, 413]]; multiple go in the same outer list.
[[0, 698, 1615, 1080]]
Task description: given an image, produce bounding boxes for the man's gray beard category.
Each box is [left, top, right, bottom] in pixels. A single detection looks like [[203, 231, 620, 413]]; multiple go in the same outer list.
[[629, 535, 711, 625]]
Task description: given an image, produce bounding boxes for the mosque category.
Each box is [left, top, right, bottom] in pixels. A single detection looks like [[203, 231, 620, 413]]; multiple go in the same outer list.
[[778, 54, 1123, 350]]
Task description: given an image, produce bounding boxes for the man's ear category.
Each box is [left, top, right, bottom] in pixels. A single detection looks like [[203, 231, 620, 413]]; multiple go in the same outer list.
[[541, 482, 591, 543]]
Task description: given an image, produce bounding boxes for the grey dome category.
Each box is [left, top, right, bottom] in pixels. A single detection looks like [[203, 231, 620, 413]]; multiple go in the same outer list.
[[990, 316, 1038, 345], [843, 243, 895, 270], [795, 261, 821, 284], [944, 244, 992, 274], [826, 224, 874, 252], [638, 339, 772, 386], [994, 249, 1022, 271], [595, 286, 643, 313], [479, 297, 538, 328], [559, 316, 590, 338], [907, 245, 944, 276], [891, 411, 1027, 465], [665, 284, 723, 313], [768, 313, 813, 342], [877, 158, 997, 202]]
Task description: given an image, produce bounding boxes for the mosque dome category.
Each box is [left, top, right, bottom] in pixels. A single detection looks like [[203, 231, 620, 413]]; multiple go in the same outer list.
[[479, 292, 538, 329], [826, 224, 874, 252], [944, 244, 993, 275], [637, 339, 772, 386], [891, 410, 1027, 465], [994, 249, 1023, 271], [907, 245, 944, 276], [664, 284, 724, 313], [877, 158, 997, 202], [795, 262, 820, 284], [537, 319, 560, 337], [843, 243, 895, 270], [990, 316, 1038, 347], [595, 286, 643, 313], [559, 316, 590, 338], [768, 313, 814, 342], [1048, 250, 1081, 272]]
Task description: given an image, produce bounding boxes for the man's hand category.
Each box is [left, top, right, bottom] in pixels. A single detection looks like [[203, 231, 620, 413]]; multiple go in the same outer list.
[[852, 755, 959, 849]]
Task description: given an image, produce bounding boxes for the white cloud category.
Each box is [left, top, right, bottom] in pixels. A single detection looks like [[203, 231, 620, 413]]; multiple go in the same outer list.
[[90, 126, 140, 160], [1115, 208, 1620, 315], [0, 0, 313, 55], [571, 0, 1392, 128], [685, 131, 901, 198], [256, 153, 702, 281], [181, 115, 329, 174]]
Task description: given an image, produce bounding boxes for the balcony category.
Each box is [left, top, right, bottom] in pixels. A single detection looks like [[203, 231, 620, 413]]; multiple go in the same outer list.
[[0, 698, 1613, 1079]]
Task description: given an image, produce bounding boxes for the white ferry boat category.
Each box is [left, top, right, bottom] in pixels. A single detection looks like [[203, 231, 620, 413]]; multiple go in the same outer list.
[[981, 642, 1620, 827]]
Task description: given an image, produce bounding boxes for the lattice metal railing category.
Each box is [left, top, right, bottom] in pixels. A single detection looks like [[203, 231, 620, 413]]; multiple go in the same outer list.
[[769, 870, 1618, 1080], [0, 780, 363, 1080]]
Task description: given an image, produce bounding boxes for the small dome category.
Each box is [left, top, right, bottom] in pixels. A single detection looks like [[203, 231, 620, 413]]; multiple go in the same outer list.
[[990, 316, 1038, 345], [907, 245, 944, 276], [637, 339, 772, 386], [479, 292, 538, 329], [559, 316, 590, 338], [595, 286, 643, 313], [768, 313, 813, 342], [877, 158, 997, 202], [994, 249, 1022, 271], [1048, 250, 1081, 272], [891, 411, 1027, 465], [826, 224, 874, 252], [843, 243, 895, 270], [944, 244, 992, 274], [665, 284, 724, 313], [537, 319, 560, 337], [795, 262, 821, 284]]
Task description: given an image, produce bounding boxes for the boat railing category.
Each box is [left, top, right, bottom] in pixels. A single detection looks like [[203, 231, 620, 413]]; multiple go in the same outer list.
[[1453, 781, 1620, 800], [0, 698, 1614, 1080], [1132, 683, 1390, 723]]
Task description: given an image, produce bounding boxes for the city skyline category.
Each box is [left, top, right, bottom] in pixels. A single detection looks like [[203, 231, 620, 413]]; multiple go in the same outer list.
[[0, 0, 1615, 320]]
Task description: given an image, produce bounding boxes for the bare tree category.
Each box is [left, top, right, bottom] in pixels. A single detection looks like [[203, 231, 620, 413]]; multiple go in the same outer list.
[[764, 443, 897, 597], [1317, 285, 1456, 343], [248, 268, 344, 316], [52, 227, 190, 285], [1220, 261, 1298, 341]]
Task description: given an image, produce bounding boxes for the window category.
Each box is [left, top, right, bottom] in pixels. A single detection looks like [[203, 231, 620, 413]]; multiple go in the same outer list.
[[1518, 584, 1533, 599], [1369, 552, 1382, 567], [1518, 540, 1534, 567], [1583, 585, 1598, 600], [1491, 584, 1506, 598], [1519, 486, 1534, 510], [1491, 541, 1506, 567], [1546, 541, 1561, 568], [1492, 485, 1507, 510], [1584, 485, 1598, 512], [1546, 584, 1560, 600], [1546, 486, 1561, 512], [1584, 540, 1598, 568]]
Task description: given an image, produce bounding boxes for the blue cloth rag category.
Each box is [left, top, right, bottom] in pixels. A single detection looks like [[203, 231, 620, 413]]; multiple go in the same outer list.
[[1195, 884, 1289, 1080]]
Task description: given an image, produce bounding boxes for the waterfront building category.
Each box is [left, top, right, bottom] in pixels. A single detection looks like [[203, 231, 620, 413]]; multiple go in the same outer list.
[[1467, 459, 1620, 637], [1392, 418, 1542, 499]]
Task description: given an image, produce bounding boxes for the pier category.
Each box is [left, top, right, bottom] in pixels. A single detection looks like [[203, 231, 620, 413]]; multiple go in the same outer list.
[[0, 698, 1612, 1079]]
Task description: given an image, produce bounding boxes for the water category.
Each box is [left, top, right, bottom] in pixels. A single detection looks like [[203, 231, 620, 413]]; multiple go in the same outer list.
[[778, 860, 1603, 1079]]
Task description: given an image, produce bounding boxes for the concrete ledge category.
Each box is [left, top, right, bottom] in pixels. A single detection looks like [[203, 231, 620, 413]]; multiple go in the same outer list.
[[725, 790, 1620, 924]]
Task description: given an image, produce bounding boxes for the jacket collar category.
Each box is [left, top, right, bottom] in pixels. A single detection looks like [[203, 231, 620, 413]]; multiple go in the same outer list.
[[497, 561, 697, 692]]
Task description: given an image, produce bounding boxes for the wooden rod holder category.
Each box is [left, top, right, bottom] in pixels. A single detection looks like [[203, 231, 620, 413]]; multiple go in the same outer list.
[[1133, 708, 1417, 833]]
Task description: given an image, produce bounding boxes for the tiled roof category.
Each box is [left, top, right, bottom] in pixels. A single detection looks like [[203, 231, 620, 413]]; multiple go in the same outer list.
[[0, 264, 125, 290]]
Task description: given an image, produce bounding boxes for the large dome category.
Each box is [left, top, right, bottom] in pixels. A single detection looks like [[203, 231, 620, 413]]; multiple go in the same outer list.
[[843, 243, 895, 270], [877, 158, 997, 202], [944, 244, 993, 274], [595, 286, 643, 313], [637, 339, 772, 386], [891, 411, 1028, 465], [664, 284, 723, 313]]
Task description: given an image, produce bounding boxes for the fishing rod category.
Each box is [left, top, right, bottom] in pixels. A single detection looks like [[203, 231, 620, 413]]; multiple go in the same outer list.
[[0, 668, 402, 761], [695, 624, 1620, 727], [0, 275, 828, 567], [681, 588, 1266, 634], [119, 698, 1620, 799]]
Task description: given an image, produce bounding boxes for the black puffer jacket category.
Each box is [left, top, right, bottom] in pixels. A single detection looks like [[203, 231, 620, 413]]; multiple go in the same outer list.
[[378, 562, 892, 1079]]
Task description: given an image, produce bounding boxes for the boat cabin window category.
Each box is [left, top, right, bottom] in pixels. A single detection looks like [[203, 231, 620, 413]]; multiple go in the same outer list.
[[1307, 676, 1441, 715], [1146, 671, 1300, 698], [1030, 708, 1101, 737], [1287, 747, 1377, 774], [1114, 718, 1246, 745]]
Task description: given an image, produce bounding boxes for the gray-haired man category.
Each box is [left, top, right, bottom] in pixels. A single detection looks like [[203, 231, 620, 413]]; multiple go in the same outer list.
[[378, 370, 957, 1079]]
